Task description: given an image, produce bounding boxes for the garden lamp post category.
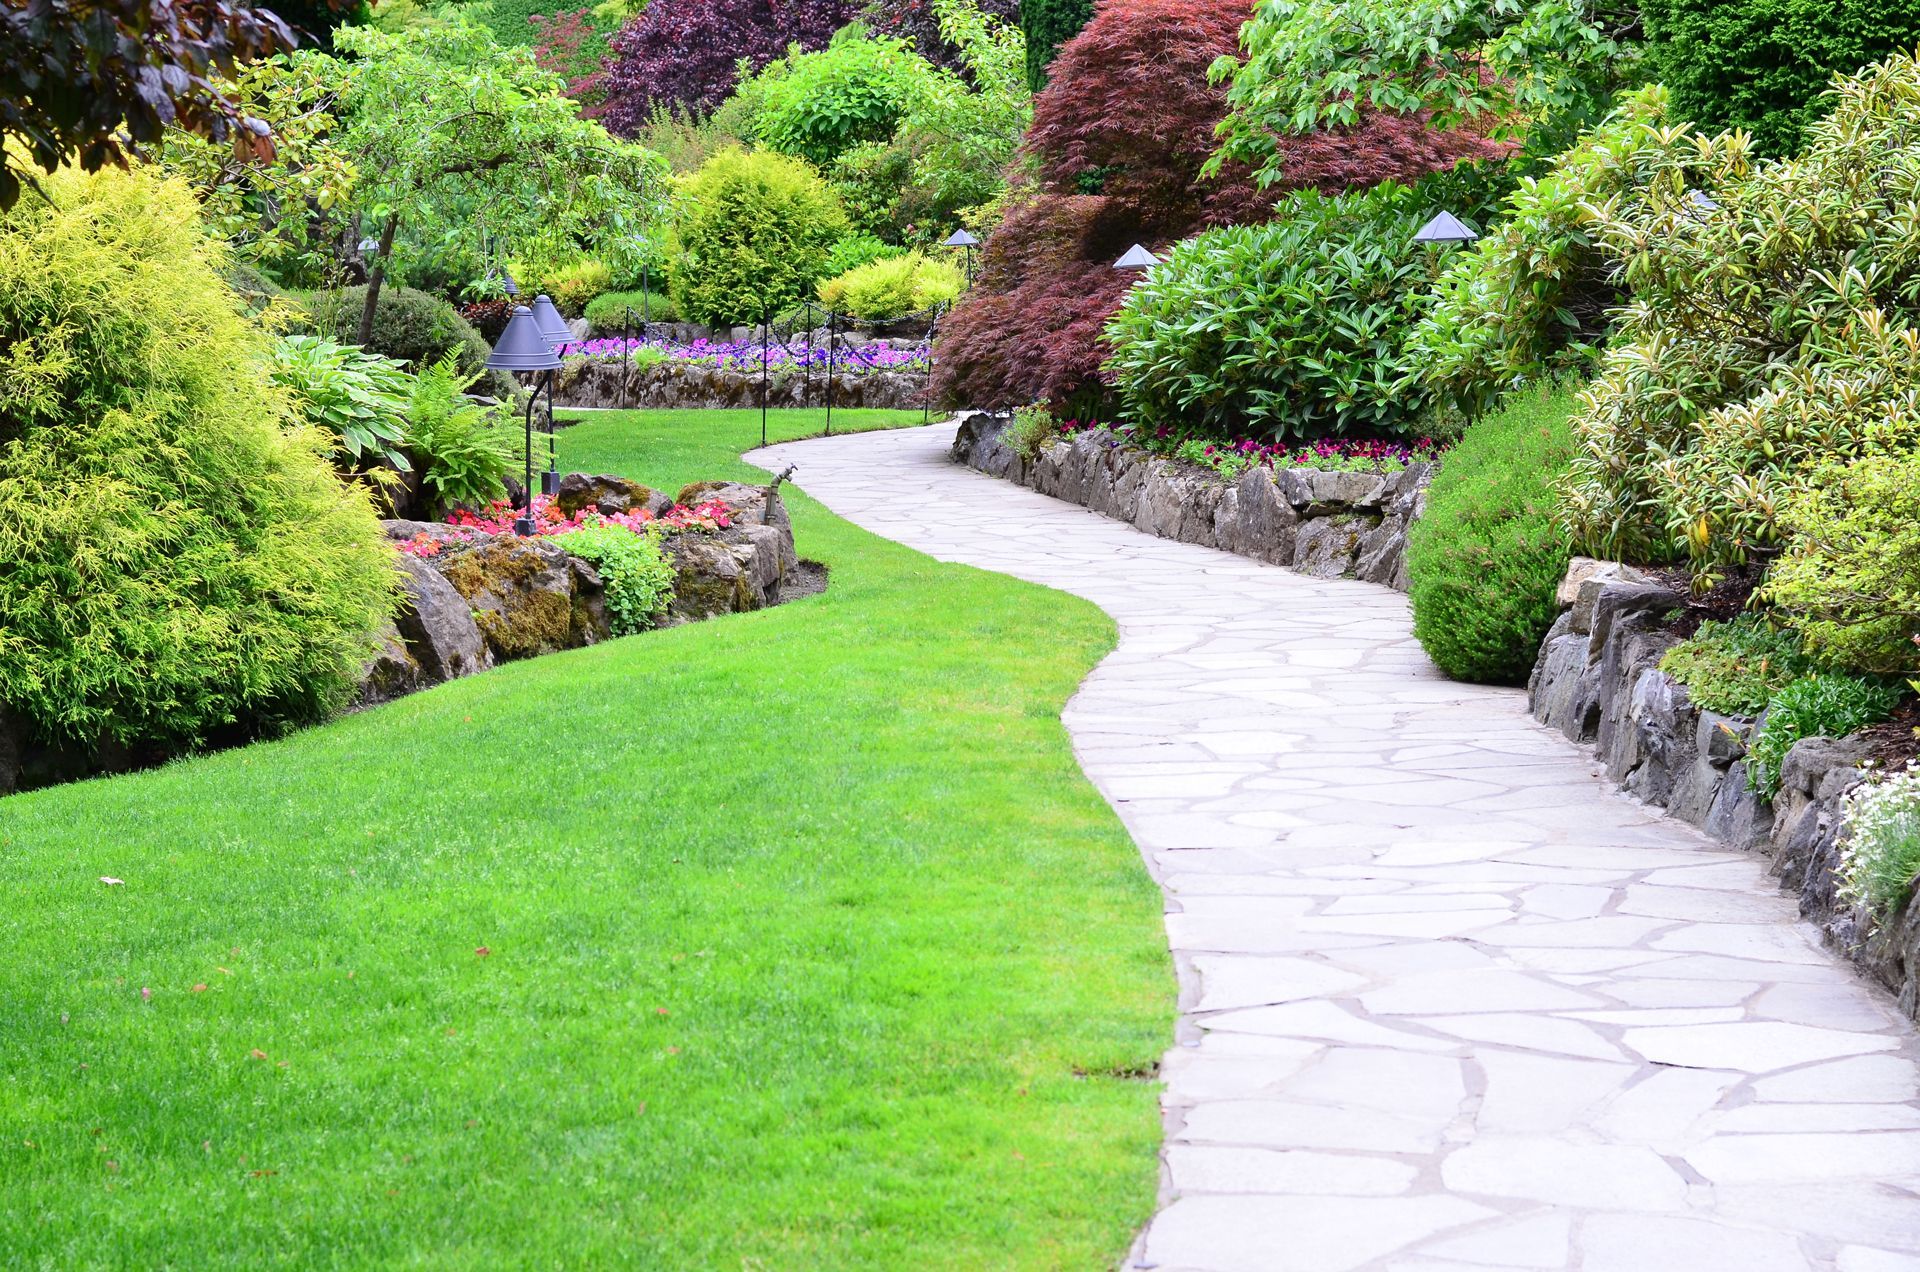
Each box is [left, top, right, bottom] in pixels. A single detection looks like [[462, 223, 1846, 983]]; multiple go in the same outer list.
[[486, 306, 564, 536], [1687, 189, 1719, 216], [1412, 211, 1479, 247], [1114, 243, 1160, 270], [528, 294, 574, 496], [944, 228, 980, 286]]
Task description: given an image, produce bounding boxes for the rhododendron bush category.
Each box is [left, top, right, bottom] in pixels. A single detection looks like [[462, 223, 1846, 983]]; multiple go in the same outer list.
[[933, 0, 1506, 412]]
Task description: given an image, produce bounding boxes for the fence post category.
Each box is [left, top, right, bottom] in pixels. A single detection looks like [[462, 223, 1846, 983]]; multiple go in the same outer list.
[[824, 308, 838, 437], [759, 303, 771, 449]]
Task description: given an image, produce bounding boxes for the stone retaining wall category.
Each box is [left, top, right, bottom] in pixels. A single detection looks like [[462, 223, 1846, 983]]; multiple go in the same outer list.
[[950, 413, 1431, 591], [1530, 578, 1920, 1017], [554, 359, 929, 412]]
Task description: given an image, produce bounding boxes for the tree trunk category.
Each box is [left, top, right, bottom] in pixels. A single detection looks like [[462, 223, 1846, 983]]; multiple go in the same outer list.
[[356, 211, 400, 346]]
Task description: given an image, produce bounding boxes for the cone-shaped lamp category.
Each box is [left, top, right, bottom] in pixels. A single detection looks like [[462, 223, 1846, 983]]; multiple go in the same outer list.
[[1412, 211, 1478, 245], [486, 306, 563, 372], [944, 229, 980, 247], [528, 294, 572, 351], [1114, 243, 1160, 269]]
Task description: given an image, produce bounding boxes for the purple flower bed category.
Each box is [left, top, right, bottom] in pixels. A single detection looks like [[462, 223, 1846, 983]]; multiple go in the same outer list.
[[560, 336, 931, 378]]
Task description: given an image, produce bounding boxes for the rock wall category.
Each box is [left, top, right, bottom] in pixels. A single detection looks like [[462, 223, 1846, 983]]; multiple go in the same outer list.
[[363, 478, 802, 706], [554, 359, 930, 412], [950, 413, 1430, 591], [1530, 576, 1920, 1017]]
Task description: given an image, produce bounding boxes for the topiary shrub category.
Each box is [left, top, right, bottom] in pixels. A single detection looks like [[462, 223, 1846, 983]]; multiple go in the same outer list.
[[583, 288, 678, 331], [1103, 184, 1435, 441], [1019, 0, 1093, 91], [1641, 0, 1920, 158], [299, 284, 496, 381], [0, 158, 395, 767], [817, 249, 963, 317], [1407, 387, 1578, 684], [740, 26, 944, 169], [668, 147, 851, 327]]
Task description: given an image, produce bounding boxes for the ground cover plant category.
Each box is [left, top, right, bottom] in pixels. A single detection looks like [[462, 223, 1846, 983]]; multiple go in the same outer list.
[[1406, 387, 1578, 685], [0, 407, 1172, 1266], [1839, 762, 1920, 922]]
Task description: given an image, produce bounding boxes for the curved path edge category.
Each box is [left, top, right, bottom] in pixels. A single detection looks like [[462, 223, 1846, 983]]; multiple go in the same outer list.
[[749, 423, 1920, 1272]]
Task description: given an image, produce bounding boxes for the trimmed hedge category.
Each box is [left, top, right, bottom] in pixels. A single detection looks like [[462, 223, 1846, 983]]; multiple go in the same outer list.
[[1407, 388, 1578, 684], [1019, 0, 1094, 90]]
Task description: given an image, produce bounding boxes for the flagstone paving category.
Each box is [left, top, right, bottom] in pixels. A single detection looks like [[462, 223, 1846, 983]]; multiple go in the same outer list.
[[750, 423, 1920, 1272]]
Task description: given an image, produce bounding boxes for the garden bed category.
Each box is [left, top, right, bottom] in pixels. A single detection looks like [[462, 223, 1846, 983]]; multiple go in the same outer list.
[[950, 412, 1433, 590]]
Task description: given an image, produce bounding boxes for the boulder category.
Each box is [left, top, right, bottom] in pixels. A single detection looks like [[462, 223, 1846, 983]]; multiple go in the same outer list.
[[1292, 514, 1367, 577], [1232, 468, 1301, 565], [393, 554, 494, 682], [663, 535, 758, 621], [556, 472, 671, 518], [435, 535, 597, 661], [358, 620, 423, 706], [1557, 556, 1653, 609], [1304, 469, 1382, 511]]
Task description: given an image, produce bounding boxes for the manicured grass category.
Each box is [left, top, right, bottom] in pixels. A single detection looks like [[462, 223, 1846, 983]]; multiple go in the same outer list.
[[0, 408, 1173, 1268]]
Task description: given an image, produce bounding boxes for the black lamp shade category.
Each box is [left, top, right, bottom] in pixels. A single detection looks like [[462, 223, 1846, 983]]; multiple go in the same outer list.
[[1114, 243, 1159, 269], [1413, 211, 1479, 245], [944, 229, 980, 247], [528, 294, 572, 349], [487, 307, 563, 371], [501, 271, 520, 297]]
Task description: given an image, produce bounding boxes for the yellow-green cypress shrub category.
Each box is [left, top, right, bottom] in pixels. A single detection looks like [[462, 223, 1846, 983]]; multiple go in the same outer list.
[[0, 155, 397, 760]]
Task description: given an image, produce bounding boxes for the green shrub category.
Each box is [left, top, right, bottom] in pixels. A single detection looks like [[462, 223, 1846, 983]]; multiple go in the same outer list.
[[536, 257, 615, 316], [1660, 616, 1816, 717], [742, 26, 944, 169], [1838, 764, 1920, 921], [668, 147, 851, 327], [583, 288, 678, 332], [820, 232, 903, 280], [267, 334, 415, 469], [1019, 0, 1093, 90], [1767, 448, 1920, 677], [0, 158, 395, 759], [1407, 388, 1578, 684], [298, 283, 499, 384], [1559, 51, 1920, 582], [403, 353, 517, 516], [1404, 86, 1708, 423], [1103, 184, 1434, 442], [1001, 401, 1058, 460], [1641, 0, 1920, 158], [554, 524, 675, 635], [1747, 674, 1902, 801], [816, 249, 963, 318]]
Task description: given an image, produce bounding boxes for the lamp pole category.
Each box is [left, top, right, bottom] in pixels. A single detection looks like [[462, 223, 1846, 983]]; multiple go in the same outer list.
[[943, 228, 981, 288], [485, 306, 564, 535]]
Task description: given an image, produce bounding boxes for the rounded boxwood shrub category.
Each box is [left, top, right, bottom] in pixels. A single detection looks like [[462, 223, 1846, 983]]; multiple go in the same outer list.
[[1103, 184, 1435, 442], [583, 288, 678, 332], [668, 146, 851, 327], [0, 159, 396, 762], [816, 249, 962, 318], [1407, 388, 1578, 684], [299, 284, 494, 377]]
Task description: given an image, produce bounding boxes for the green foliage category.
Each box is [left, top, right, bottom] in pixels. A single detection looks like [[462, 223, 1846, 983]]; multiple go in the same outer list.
[[1839, 763, 1920, 921], [1642, 0, 1920, 159], [1660, 616, 1816, 717], [742, 26, 944, 169], [1002, 401, 1058, 459], [267, 335, 415, 469], [299, 21, 668, 293], [626, 102, 752, 174], [817, 250, 964, 317], [1747, 674, 1902, 801], [403, 353, 517, 515], [583, 288, 678, 331], [537, 257, 614, 315], [298, 284, 502, 389], [553, 523, 676, 635], [1210, 0, 1635, 184], [1019, 0, 1092, 91], [1560, 50, 1920, 581], [1768, 448, 1920, 676], [821, 232, 904, 278], [1103, 184, 1435, 442], [1405, 87, 1709, 423], [0, 158, 394, 757], [668, 147, 851, 327], [1407, 388, 1577, 684]]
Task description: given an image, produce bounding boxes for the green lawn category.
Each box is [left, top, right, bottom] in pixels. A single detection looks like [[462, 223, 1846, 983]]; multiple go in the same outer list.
[[0, 408, 1173, 1269]]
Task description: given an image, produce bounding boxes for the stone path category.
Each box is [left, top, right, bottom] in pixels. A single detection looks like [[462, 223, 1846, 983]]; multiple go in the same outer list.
[[749, 423, 1920, 1272]]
